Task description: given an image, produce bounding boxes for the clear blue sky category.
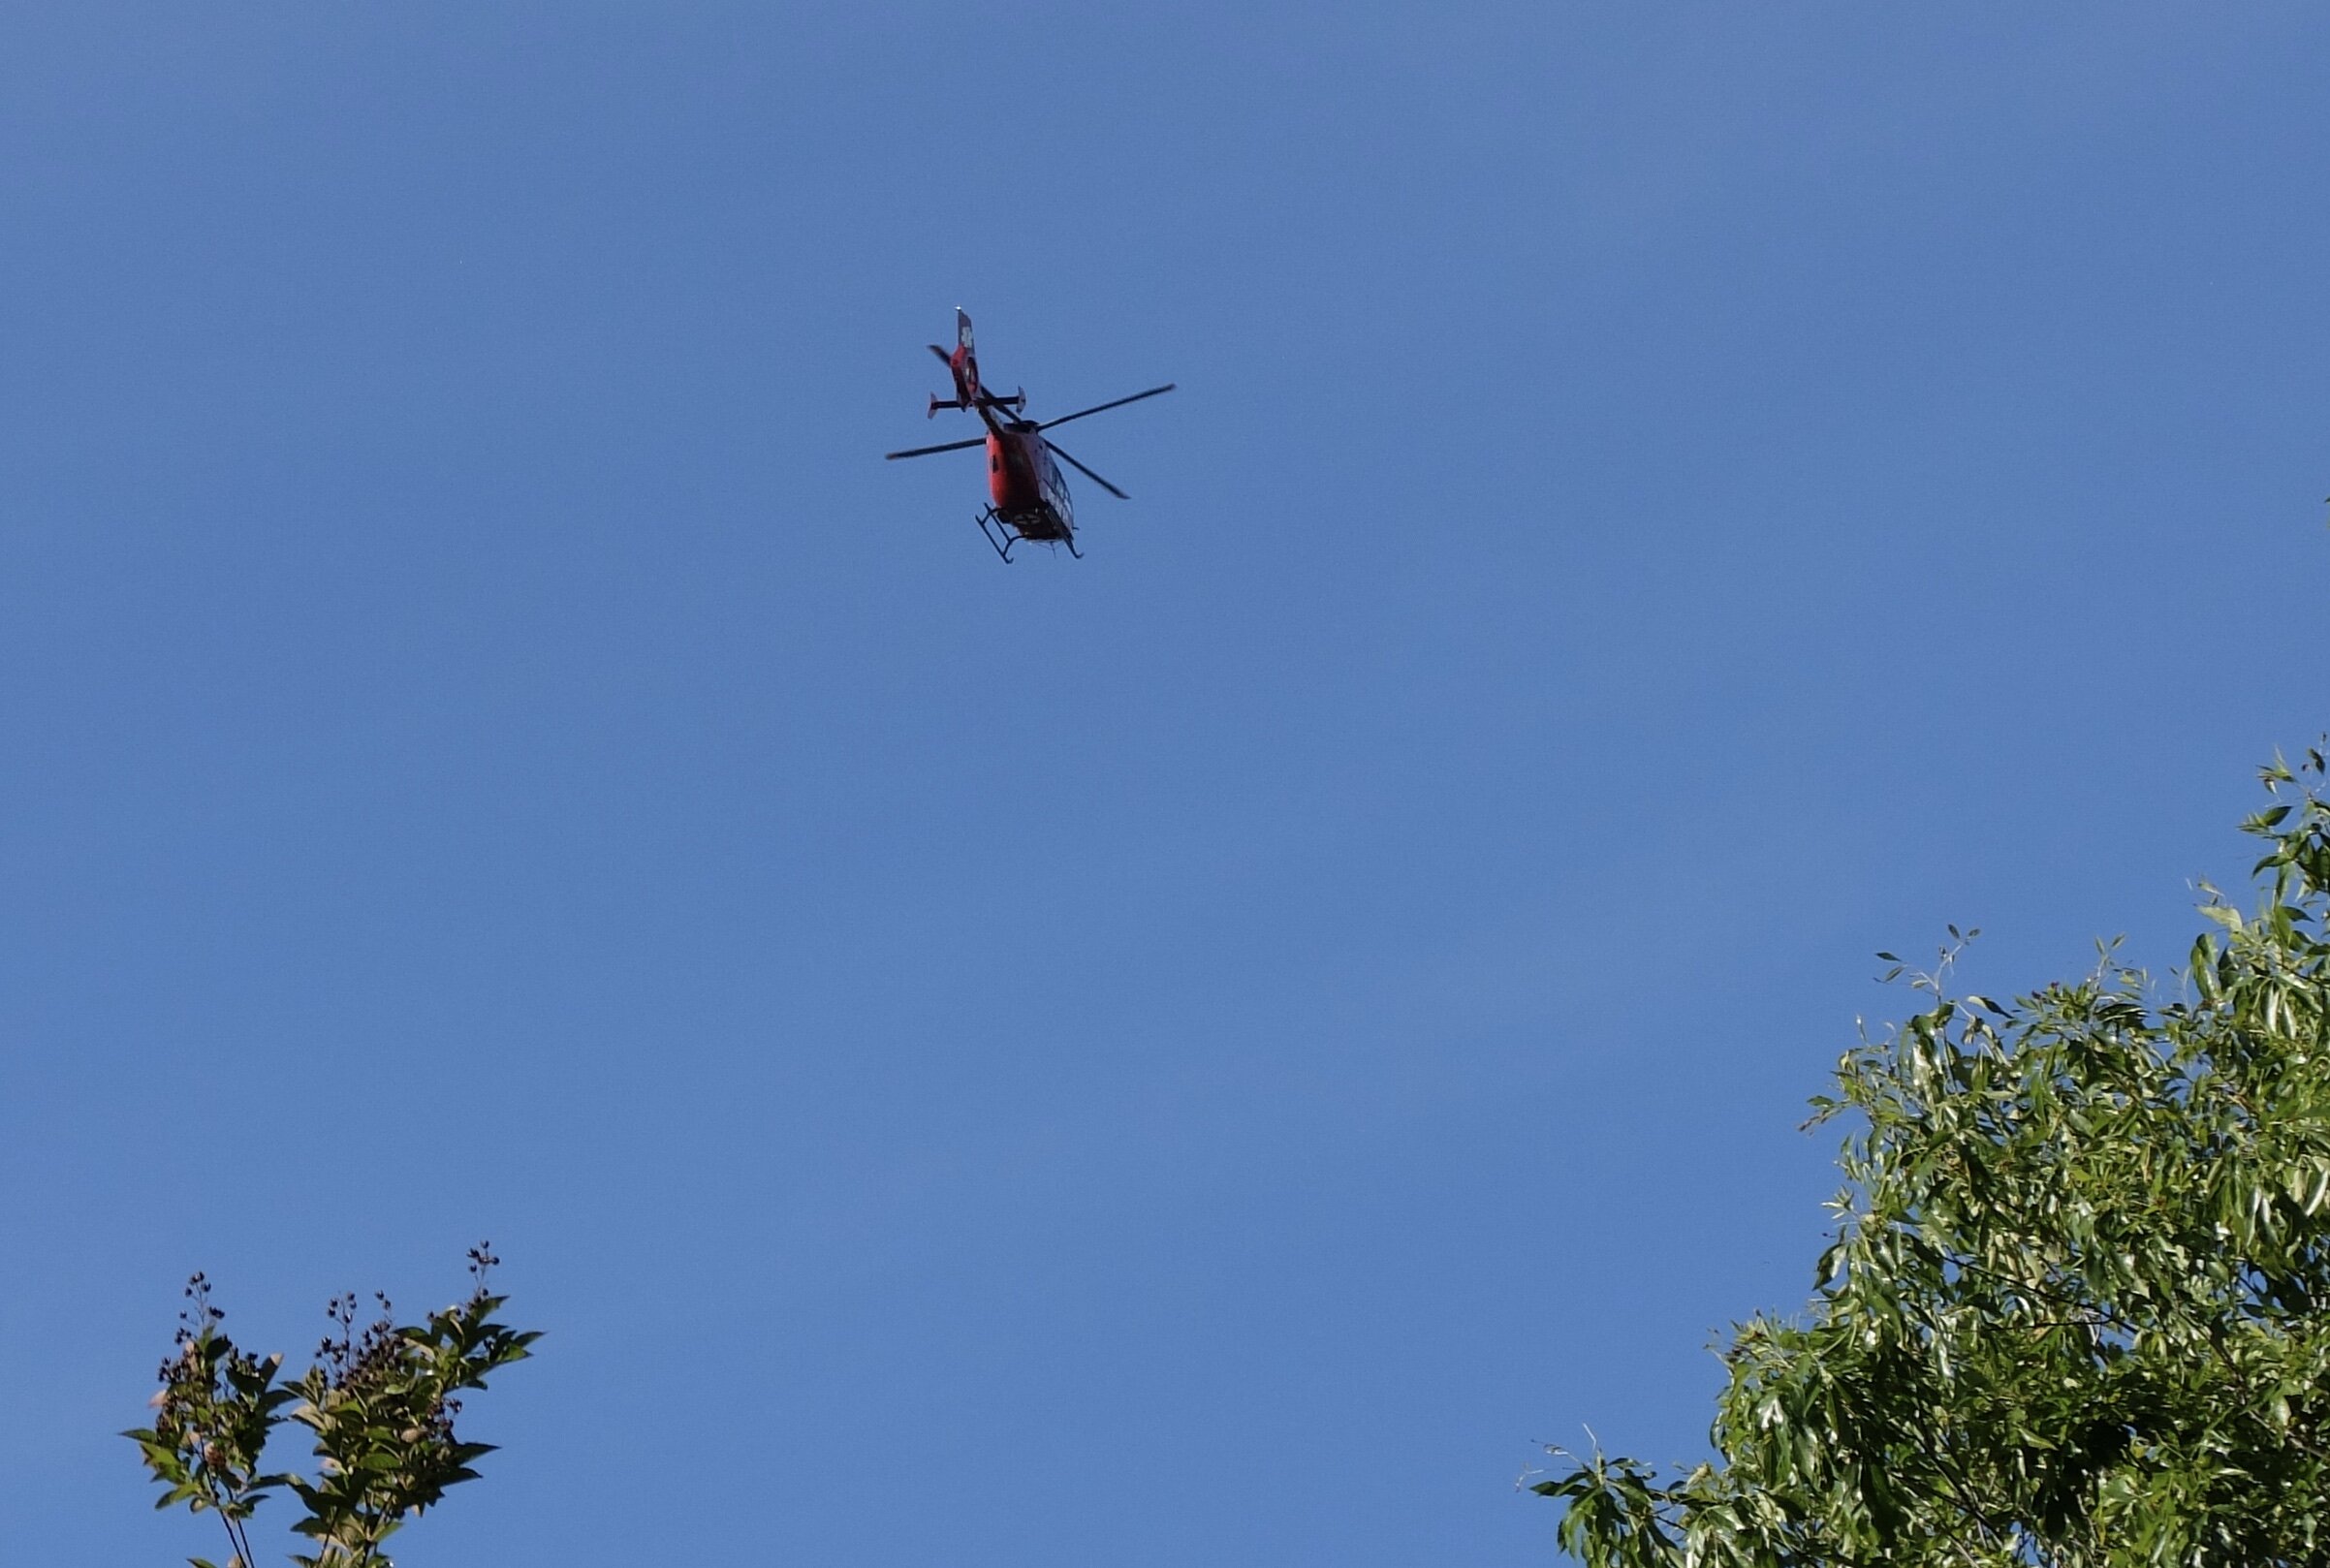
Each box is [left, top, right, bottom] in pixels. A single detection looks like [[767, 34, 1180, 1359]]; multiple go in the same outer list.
[[4, 5, 2326, 1564]]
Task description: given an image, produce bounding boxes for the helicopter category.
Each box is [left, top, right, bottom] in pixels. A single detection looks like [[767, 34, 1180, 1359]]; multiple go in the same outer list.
[[884, 309, 1174, 562]]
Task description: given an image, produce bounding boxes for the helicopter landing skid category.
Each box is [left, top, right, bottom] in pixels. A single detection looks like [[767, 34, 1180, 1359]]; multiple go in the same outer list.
[[975, 507, 1081, 564]]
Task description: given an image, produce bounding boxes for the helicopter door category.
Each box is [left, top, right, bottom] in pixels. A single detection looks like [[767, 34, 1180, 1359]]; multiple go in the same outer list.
[[1038, 444, 1073, 524]]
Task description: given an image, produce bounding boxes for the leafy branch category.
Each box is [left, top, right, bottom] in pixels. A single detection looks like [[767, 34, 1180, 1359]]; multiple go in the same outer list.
[[127, 1245, 538, 1568]]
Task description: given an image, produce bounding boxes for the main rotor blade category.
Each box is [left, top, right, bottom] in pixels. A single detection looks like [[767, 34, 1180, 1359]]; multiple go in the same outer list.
[[1045, 439, 1127, 499], [1036, 383, 1176, 431], [885, 435, 987, 460]]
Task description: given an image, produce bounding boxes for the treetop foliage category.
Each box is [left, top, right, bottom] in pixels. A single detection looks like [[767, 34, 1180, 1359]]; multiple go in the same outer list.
[[127, 1245, 537, 1568], [1537, 748, 2330, 1567]]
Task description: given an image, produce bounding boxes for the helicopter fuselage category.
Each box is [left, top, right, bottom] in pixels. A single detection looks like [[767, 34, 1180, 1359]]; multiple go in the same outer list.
[[984, 420, 1074, 544]]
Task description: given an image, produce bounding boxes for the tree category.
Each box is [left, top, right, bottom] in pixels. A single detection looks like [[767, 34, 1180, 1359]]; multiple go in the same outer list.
[[127, 1244, 538, 1568], [1535, 750, 2330, 1568]]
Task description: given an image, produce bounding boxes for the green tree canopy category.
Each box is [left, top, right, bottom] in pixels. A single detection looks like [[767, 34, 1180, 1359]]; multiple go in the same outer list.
[[1538, 750, 2330, 1568]]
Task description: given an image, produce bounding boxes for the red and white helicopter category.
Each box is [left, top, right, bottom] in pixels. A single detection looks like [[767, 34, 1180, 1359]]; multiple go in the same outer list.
[[884, 309, 1173, 561]]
